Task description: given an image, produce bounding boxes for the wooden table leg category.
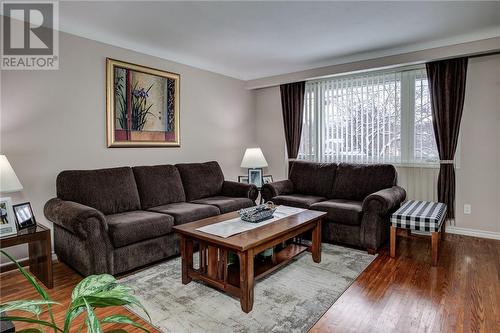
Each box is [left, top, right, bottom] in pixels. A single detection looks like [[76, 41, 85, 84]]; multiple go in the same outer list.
[[431, 231, 439, 266], [311, 219, 322, 263], [238, 250, 254, 313], [441, 222, 446, 241], [390, 226, 397, 258], [28, 229, 53, 289], [207, 246, 219, 279], [180, 236, 193, 284]]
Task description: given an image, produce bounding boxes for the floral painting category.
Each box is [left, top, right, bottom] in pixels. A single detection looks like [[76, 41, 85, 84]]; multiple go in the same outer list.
[[106, 58, 180, 147]]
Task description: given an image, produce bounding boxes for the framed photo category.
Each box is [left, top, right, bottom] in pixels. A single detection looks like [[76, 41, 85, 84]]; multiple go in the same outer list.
[[238, 176, 249, 184], [106, 58, 180, 147], [248, 168, 263, 188], [13, 202, 37, 230], [263, 175, 274, 184], [0, 197, 17, 237]]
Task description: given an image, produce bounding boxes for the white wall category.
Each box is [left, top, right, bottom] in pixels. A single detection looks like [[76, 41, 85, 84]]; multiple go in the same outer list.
[[455, 55, 500, 235], [0, 32, 257, 262], [255, 54, 500, 236]]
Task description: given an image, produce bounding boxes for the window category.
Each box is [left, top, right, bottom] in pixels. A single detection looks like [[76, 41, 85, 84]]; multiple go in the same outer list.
[[298, 67, 438, 165]]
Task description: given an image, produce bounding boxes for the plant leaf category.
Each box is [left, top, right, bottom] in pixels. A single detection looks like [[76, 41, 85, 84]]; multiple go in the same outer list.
[[0, 300, 59, 316], [72, 274, 116, 300], [101, 315, 150, 333], [83, 298, 102, 333], [0, 251, 51, 302], [0, 316, 62, 332], [0, 250, 57, 333], [16, 329, 43, 333], [62, 306, 85, 333], [89, 291, 150, 323]]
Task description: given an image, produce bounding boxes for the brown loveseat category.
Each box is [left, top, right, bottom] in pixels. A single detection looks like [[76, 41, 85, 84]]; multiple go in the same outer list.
[[44, 161, 258, 276], [261, 161, 406, 253]]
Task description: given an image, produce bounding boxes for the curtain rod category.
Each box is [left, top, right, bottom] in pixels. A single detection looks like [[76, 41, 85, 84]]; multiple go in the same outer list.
[[468, 50, 500, 59], [306, 50, 500, 83]]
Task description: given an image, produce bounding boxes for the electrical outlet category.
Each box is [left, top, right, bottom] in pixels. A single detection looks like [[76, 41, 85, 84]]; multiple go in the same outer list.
[[464, 204, 471, 215]]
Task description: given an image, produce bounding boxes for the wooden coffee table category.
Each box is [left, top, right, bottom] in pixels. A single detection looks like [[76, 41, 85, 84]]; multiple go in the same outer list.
[[173, 209, 325, 313]]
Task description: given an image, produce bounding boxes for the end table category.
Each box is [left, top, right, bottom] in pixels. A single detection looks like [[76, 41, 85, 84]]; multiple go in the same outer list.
[[0, 225, 53, 288]]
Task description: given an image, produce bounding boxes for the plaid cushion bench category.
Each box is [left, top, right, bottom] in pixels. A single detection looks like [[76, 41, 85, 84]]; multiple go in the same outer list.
[[391, 200, 447, 232], [390, 200, 447, 266]]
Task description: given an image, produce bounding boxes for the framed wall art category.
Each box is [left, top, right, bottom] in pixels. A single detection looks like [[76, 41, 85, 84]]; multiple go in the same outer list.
[[106, 58, 180, 147]]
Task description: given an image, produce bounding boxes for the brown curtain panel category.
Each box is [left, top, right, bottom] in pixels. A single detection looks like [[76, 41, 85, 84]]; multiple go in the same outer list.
[[426, 57, 468, 219], [280, 81, 306, 159]]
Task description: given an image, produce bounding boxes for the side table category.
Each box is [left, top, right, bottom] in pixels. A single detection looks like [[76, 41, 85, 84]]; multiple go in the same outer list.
[[0, 225, 53, 288], [390, 200, 447, 266]]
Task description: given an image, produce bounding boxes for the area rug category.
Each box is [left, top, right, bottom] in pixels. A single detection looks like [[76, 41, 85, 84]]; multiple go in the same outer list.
[[120, 244, 376, 333]]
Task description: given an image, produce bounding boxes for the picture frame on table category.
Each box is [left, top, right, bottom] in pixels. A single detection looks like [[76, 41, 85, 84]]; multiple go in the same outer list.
[[248, 168, 263, 188], [263, 175, 273, 184], [238, 176, 249, 184], [0, 197, 17, 237], [13, 202, 37, 230]]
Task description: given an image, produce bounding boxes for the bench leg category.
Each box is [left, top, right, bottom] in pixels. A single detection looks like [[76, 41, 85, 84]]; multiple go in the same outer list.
[[431, 231, 439, 266], [441, 221, 446, 241], [390, 226, 397, 258]]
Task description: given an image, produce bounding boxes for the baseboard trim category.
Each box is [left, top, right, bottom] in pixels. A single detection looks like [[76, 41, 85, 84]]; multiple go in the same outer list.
[[446, 226, 500, 240]]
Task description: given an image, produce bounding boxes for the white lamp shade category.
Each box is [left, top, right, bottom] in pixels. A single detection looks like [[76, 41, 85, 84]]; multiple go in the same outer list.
[[240, 148, 268, 168], [0, 155, 23, 193]]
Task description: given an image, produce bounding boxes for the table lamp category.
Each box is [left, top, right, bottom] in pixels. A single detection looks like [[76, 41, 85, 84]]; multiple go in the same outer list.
[[241, 148, 268, 188], [0, 155, 23, 237], [0, 155, 23, 193]]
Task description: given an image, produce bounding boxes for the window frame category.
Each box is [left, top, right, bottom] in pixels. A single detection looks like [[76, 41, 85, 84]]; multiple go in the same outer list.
[[299, 65, 445, 168]]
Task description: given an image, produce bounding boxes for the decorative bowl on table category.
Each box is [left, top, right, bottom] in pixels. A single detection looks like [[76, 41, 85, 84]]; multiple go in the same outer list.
[[238, 202, 276, 223]]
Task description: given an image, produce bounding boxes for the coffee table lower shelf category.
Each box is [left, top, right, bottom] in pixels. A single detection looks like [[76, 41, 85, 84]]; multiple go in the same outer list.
[[178, 218, 322, 313]]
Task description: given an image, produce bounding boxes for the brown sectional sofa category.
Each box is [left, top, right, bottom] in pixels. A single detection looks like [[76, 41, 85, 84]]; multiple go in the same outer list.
[[44, 161, 258, 276], [261, 161, 406, 252]]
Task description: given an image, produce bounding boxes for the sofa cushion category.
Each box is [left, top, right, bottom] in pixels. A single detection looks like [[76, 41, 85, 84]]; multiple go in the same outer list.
[[57, 167, 141, 215], [289, 161, 337, 197], [132, 165, 186, 209], [106, 210, 174, 248], [310, 199, 363, 226], [191, 196, 254, 214], [176, 161, 225, 201], [330, 163, 397, 200], [272, 194, 326, 209], [149, 202, 220, 225]]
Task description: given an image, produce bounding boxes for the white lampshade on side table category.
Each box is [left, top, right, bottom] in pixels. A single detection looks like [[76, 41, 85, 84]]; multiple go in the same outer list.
[[241, 148, 268, 189], [0, 155, 23, 193], [240, 148, 268, 169], [0, 155, 23, 237]]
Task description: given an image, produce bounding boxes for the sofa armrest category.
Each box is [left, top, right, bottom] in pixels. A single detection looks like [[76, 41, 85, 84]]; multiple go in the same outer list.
[[222, 181, 258, 201], [261, 180, 294, 202], [362, 186, 406, 216], [44, 198, 108, 240]]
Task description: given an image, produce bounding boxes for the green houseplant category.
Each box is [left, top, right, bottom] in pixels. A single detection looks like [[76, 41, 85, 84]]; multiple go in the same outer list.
[[0, 250, 151, 333]]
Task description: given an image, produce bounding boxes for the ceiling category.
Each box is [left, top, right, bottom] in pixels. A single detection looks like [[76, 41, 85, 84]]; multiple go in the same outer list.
[[59, 1, 500, 80]]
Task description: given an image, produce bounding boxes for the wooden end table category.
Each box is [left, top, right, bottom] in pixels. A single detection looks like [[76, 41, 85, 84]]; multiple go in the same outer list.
[[0, 225, 53, 288], [390, 200, 447, 266], [173, 209, 325, 313]]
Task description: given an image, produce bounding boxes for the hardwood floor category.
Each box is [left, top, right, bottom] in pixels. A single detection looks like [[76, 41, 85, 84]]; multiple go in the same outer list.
[[311, 233, 500, 333], [1, 233, 499, 332]]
